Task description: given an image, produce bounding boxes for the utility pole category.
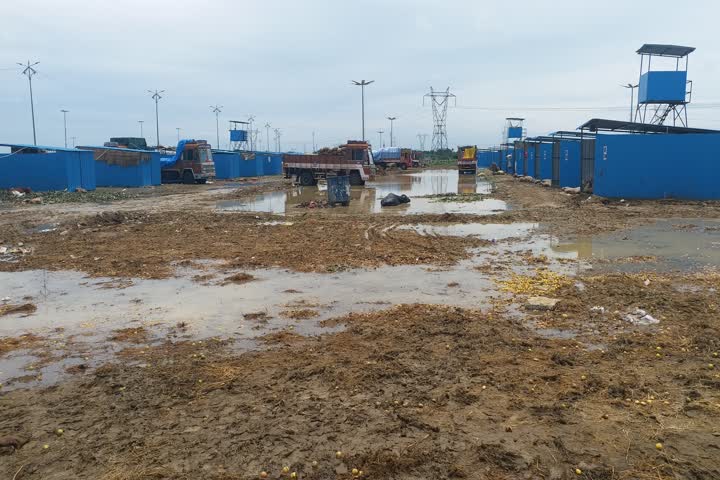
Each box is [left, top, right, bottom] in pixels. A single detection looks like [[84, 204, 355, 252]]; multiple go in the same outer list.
[[352, 80, 374, 141], [247, 115, 255, 150], [416, 133, 427, 151], [265, 123, 271, 151], [61, 109, 69, 148], [210, 105, 222, 149], [148, 89, 164, 148], [138, 120, 144, 138], [274, 128, 282, 152], [423, 87, 456, 151], [312, 131, 316, 152], [18, 60, 40, 145], [71, 136, 77, 147], [621, 84, 638, 122], [387, 117, 397, 147], [176, 127, 181, 142], [377, 129, 384, 148]]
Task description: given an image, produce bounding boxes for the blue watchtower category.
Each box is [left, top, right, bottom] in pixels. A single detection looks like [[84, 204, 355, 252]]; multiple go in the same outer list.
[[634, 44, 695, 127], [229, 120, 249, 151], [504, 117, 525, 142]]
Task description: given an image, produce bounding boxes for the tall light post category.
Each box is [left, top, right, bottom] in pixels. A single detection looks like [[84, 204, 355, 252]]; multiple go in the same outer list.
[[147, 89, 164, 148], [71, 136, 77, 147], [210, 105, 223, 149], [621, 83, 638, 122], [274, 128, 282, 152], [352, 80, 374, 141], [387, 116, 397, 147], [377, 129, 384, 148], [265, 123, 271, 151], [60, 109, 69, 148], [247, 115, 255, 150], [18, 61, 40, 145], [176, 127, 181, 142], [138, 120, 144, 138]]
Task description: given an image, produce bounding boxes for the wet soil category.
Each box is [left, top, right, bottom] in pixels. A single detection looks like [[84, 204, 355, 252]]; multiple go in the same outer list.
[[2, 169, 720, 479]]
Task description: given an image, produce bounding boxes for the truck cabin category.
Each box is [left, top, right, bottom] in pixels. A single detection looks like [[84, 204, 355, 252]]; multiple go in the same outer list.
[[181, 142, 213, 163], [344, 141, 374, 165]]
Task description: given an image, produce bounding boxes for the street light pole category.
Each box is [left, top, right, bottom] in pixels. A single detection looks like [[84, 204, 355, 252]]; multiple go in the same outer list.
[[148, 89, 164, 148], [138, 120, 144, 138], [622, 83, 638, 122], [18, 61, 40, 145], [387, 116, 397, 147], [265, 123, 271, 151], [176, 127, 181, 142], [352, 80, 374, 141], [61, 109, 69, 148], [377, 129, 384, 148], [210, 105, 223, 149]]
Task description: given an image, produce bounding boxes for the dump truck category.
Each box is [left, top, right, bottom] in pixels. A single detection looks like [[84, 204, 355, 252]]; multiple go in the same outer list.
[[372, 147, 415, 170], [457, 145, 477, 175], [160, 139, 215, 184], [283, 141, 374, 186]]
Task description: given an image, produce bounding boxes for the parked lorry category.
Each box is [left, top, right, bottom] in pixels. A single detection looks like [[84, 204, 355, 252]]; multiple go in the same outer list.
[[283, 140, 374, 186], [372, 147, 416, 170], [106, 137, 150, 150], [457, 145, 477, 175], [160, 139, 215, 184]]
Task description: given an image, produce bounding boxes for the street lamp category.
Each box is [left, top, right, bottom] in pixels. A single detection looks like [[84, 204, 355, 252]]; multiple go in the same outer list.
[[210, 105, 223, 149], [621, 83, 638, 122], [60, 109, 69, 148], [387, 116, 397, 147], [147, 89, 165, 148], [352, 80, 374, 141], [138, 120, 144, 138], [18, 61, 40, 145], [377, 129, 384, 148], [176, 127, 181, 142]]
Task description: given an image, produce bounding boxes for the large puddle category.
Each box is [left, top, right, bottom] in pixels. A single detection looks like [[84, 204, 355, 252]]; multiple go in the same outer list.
[[216, 170, 507, 215]]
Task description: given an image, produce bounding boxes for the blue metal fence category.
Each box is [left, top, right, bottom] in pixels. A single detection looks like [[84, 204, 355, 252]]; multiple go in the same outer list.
[[0, 144, 96, 191]]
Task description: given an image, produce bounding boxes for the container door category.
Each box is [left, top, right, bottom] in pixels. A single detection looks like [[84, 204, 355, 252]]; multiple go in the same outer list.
[[551, 142, 560, 187], [523, 144, 528, 176], [534, 144, 540, 179], [581, 138, 595, 193]]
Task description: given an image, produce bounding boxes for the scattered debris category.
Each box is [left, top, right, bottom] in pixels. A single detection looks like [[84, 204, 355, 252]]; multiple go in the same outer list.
[[624, 308, 659, 326], [524, 296, 560, 311], [380, 193, 411, 207], [562, 187, 581, 194]]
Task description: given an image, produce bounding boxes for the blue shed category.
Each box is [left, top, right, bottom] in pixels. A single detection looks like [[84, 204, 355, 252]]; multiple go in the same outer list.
[[558, 140, 582, 188], [239, 152, 263, 177], [536, 143, 553, 180], [593, 133, 720, 199], [0, 144, 96, 191], [78, 146, 159, 187], [513, 142, 525, 175], [213, 150, 240, 179]]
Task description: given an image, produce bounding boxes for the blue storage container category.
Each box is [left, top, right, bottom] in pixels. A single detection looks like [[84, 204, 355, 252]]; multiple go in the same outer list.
[[639, 71, 687, 104], [538, 143, 553, 180], [558, 140, 581, 188], [593, 133, 720, 199], [213, 151, 239, 179], [79, 146, 157, 187], [239, 152, 263, 177], [0, 144, 96, 191]]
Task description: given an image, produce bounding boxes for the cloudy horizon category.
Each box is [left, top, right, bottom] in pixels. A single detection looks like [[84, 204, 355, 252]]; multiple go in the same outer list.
[[2, 0, 719, 152]]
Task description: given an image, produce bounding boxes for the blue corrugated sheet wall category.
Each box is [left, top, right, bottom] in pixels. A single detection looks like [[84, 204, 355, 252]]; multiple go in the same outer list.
[[559, 140, 581, 188], [0, 148, 96, 191], [527, 146, 536, 177], [213, 151, 239, 179], [539, 143, 553, 180], [594, 133, 720, 199], [150, 152, 161, 185], [514, 148, 524, 176]]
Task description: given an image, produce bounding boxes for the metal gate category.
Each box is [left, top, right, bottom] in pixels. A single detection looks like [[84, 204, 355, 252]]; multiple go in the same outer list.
[[551, 141, 560, 187], [581, 138, 595, 193]]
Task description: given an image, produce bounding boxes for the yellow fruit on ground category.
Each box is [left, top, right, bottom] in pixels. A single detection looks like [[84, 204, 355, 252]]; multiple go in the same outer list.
[[575, 468, 582, 475], [282, 466, 290, 474], [656, 442, 663, 450]]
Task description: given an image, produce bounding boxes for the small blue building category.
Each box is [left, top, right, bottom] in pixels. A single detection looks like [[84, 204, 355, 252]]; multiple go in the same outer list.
[[0, 143, 96, 191]]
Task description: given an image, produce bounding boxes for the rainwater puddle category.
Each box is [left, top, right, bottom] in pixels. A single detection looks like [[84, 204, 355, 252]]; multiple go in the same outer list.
[[216, 170, 506, 215], [398, 222, 538, 240], [0, 259, 510, 389], [551, 219, 720, 272]]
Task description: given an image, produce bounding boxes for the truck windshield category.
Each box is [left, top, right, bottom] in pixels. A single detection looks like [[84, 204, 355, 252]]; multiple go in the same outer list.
[[199, 148, 212, 162], [366, 149, 374, 165]]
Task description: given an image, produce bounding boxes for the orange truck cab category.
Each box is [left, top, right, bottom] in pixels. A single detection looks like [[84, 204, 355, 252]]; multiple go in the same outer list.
[[160, 139, 215, 184]]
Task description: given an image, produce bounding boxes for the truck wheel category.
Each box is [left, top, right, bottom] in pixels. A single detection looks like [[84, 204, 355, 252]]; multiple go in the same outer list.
[[182, 170, 195, 184], [349, 171, 364, 186], [400, 163, 408, 170], [299, 170, 316, 186]]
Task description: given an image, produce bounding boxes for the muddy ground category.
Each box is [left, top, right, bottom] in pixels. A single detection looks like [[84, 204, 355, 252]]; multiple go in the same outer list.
[[1, 170, 720, 479]]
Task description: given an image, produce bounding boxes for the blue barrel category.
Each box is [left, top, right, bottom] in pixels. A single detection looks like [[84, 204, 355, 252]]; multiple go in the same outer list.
[[327, 175, 350, 206]]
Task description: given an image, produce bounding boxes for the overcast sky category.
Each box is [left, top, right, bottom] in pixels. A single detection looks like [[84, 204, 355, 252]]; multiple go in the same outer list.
[[2, 0, 719, 151]]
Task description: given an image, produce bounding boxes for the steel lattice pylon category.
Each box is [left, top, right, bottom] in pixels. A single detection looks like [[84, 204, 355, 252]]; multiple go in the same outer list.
[[423, 87, 456, 151]]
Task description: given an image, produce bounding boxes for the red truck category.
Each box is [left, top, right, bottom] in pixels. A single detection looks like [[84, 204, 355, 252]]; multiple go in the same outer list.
[[457, 145, 477, 175], [160, 139, 215, 184], [372, 147, 416, 170], [283, 141, 374, 186]]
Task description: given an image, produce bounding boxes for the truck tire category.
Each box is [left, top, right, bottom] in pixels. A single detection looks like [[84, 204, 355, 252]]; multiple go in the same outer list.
[[400, 163, 408, 170], [299, 170, 316, 186], [349, 170, 364, 186], [182, 170, 195, 184]]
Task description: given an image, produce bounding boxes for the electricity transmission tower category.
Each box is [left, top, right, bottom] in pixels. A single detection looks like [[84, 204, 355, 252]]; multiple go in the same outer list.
[[18, 60, 40, 145], [423, 87, 455, 151], [247, 115, 255, 150], [416, 134, 427, 151], [265, 123, 271, 151]]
